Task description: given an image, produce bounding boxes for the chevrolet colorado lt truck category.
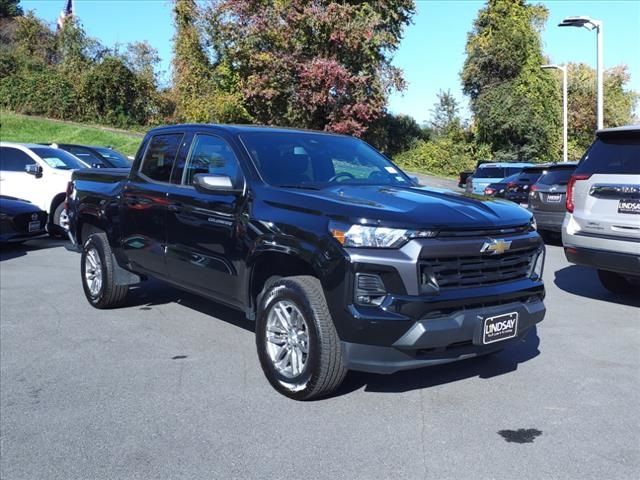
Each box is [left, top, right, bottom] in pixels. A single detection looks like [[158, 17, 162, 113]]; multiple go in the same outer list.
[[67, 124, 546, 400]]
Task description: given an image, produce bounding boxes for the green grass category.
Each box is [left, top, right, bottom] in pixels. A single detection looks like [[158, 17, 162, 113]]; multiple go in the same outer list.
[[0, 111, 144, 156]]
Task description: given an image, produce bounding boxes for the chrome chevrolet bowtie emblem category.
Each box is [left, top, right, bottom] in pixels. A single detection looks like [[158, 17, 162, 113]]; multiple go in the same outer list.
[[480, 239, 512, 255]]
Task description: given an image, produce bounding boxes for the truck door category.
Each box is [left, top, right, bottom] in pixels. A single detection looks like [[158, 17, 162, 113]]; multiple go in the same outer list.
[[120, 132, 187, 277], [164, 132, 248, 308]]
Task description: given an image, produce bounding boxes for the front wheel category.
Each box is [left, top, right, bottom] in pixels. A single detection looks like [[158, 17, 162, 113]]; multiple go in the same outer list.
[[48, 202, 68, 238], [597, 270, 636, 296], [81, 232, 128, 308], [256, 276, 347, 400]]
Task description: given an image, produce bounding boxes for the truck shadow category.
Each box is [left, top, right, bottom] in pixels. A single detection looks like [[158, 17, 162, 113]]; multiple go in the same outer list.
[[336, 328, 540, 396], [554, 265, 640, 308], [0, 238, 68, 262], [126, 278, 255, 333]]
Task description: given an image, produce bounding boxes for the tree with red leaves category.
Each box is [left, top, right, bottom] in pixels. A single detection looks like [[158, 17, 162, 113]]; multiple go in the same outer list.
[[204, 0, 414, 136]]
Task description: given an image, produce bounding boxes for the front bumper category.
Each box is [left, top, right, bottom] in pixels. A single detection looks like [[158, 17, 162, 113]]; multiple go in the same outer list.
[[565, 246, 640, 276], [341, 297, 544, 374]]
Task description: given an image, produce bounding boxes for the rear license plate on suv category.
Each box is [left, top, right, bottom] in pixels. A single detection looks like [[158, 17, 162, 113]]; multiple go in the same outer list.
[[618, 198, 640, 215], [482, 312, 518, 344], [546, 193, 562, 203], [28, 221, 41, 232]]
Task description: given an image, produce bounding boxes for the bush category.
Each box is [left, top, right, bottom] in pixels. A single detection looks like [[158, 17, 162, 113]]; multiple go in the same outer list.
[[394, 137, 491, 177]]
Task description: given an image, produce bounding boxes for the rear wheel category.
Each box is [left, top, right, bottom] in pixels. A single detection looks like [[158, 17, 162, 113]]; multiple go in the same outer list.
[[597, 270, 635, 296], [256, 276, 347, 400], [81, 232, 128, 308]]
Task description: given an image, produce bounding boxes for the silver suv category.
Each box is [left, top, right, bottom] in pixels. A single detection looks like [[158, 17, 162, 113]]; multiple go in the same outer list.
[[562, 125, 640, 295]]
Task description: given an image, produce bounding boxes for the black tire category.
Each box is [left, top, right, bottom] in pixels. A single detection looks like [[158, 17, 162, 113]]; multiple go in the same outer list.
[[256, 276, 347, 400], [48, 202, 66, 238], [597, 270, 635, 296], [81, 232, 128, 308]]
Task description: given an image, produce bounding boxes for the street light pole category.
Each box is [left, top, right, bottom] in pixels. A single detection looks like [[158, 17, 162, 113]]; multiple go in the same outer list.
[[559, 16, 604, 131], [542, 64, 568, 162]]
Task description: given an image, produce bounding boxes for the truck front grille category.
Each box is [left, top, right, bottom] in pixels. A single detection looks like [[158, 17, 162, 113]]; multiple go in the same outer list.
[[421, 246, 539, 289]]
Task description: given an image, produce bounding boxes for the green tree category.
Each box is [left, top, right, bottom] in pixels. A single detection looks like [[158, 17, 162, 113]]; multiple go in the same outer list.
[[172, 0, 249, 123], [0, 0, 22, 18], [429, 89, 463, 138], [364, 112, 426, 157], [566, 62, 637, 158], [461, 0, 561, 161]]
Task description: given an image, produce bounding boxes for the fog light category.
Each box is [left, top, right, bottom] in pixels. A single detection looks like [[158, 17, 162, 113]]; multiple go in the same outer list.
[[355, 273, 387, 306]]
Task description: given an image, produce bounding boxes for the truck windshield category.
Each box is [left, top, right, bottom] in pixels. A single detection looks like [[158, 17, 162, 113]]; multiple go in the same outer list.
[[239, 132, 412, 188], [31, 148, 88, 170]]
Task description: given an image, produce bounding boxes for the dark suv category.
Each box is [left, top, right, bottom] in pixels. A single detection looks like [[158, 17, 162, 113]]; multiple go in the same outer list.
[[528, 163, 577, 234], [67, 124, 546, 400]]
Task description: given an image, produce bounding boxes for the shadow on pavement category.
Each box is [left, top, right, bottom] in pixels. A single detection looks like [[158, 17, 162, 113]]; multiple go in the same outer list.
[[126, 278, 255, 333], [336, 327, 540, 396], [554, 265, 640, 308], [0, 238, 68, 262]]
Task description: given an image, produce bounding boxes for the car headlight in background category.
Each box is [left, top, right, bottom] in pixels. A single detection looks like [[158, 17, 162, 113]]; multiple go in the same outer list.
[[330, 223, 437, 248], [530, 216, 537, 231]]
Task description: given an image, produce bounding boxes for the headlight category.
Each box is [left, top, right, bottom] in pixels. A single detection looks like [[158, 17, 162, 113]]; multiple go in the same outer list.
[[330, 223, 437, 248]]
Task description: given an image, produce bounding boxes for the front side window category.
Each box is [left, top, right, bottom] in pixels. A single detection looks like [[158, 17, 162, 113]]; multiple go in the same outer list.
[[0, 147, 32, 171], [182, 134, 240, 186], [240, 132, 411, 188], [139, 133, 183, 183]]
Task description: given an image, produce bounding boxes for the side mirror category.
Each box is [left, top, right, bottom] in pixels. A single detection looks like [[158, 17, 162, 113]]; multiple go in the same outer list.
[[92, 163, 104, 169], [25, 164, 43, 178], [409, 175, 421, 186], [192, 174, 242, 195]]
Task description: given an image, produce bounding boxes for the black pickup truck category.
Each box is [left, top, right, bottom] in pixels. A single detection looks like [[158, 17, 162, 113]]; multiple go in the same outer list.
[[67, 124, 546, 400]]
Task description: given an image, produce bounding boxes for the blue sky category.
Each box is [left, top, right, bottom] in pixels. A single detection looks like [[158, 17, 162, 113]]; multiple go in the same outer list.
[[22, 0, 640, 124]]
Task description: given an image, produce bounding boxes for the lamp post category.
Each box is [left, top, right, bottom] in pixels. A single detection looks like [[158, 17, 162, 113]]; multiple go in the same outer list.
[[559, 16, 603, 130], [542, 64, 568, 162]]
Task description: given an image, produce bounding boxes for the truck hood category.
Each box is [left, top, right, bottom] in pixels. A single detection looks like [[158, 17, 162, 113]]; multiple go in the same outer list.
[[265, 184, 533, 230]]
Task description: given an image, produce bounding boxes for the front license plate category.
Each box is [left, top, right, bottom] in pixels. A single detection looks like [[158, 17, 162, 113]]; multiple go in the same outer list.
[[28, 221, 41, 232], [546, 193, 562, 203], [618, 198, 640, 215], [482, 312, 518, 344]]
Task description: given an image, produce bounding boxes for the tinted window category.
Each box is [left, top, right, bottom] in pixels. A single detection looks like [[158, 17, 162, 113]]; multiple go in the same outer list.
[[92, 147, 131, 168], [475, 167, 506, 179], [240, 132, 411, 187], [63, 146, 107, 167], [515, 168, 545, 183], [183, 134, 240, 186], [139, 134, 183, 183], [0, 147, 32, 171], [538, 168, 576, 185], [505, 167, 524, 177], [577, 136, 640, 175], [31, 148, 87, 169]]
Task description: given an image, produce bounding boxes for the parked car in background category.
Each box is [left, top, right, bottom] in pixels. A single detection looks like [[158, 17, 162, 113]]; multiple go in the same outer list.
[[0, 196, 48, 243], [469, 162, 533, 195], [504, 165, 549, 205], [47, 144, 132, 169], [563, 125, 640, 295], [528, 163, 577, 234], [484, 173, 521, 198], [458, 170, 473, 188], [0, 142, 88, 235], [67, 124, 546, 400]]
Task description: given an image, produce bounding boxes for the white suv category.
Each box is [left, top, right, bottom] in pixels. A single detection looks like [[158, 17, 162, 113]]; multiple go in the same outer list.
[[562, 126, 640, 295], [0, 142, 88, 235]]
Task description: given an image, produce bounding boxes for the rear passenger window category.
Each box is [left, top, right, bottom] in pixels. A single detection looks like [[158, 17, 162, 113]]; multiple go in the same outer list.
[[139, 134, 183, 183]]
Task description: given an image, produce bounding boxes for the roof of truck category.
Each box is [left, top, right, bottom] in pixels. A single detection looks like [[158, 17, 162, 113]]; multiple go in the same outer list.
[[146, 123, 352, 137]]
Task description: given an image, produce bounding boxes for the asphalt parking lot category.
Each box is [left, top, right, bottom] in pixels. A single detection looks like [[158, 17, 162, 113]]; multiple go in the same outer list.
[[1, 231, 639, 479]]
